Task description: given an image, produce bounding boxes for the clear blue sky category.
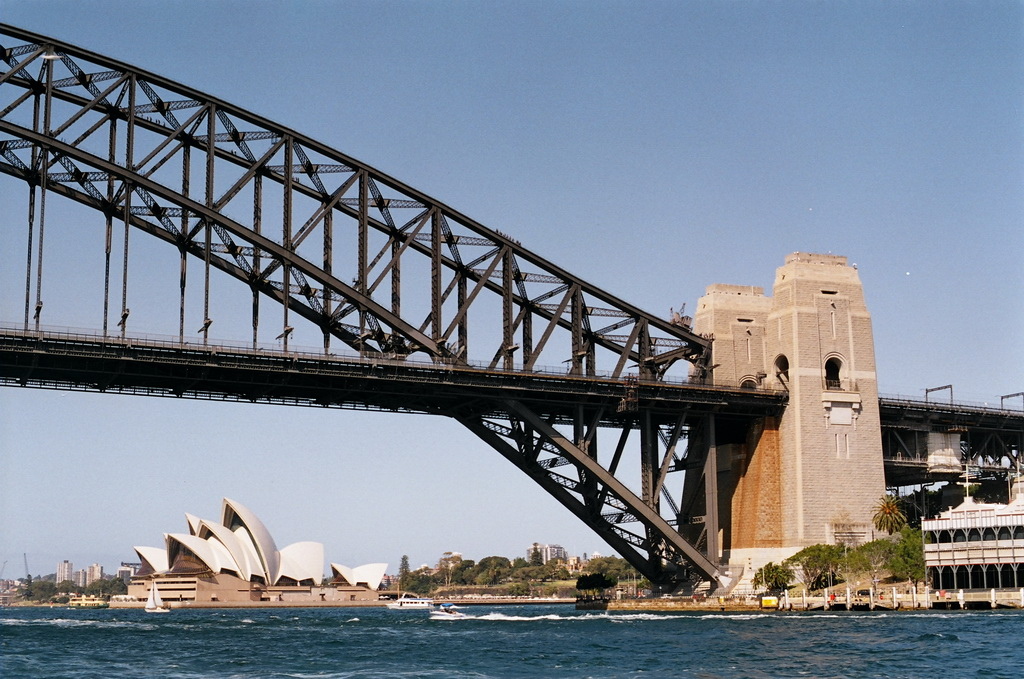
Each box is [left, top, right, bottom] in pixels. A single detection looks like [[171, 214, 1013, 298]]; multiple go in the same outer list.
[[1, 1, 1021, 578]]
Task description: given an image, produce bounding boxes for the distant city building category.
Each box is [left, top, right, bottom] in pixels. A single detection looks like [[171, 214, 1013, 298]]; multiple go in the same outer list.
[[923, 478, 1024, 590], [565, 555, 586, 573], [116, 564, 137, 584], [526, 543, 568, 564], [86, 563, 104, 585], [57, 560, 74, 583], [73, 569, 87, 587]]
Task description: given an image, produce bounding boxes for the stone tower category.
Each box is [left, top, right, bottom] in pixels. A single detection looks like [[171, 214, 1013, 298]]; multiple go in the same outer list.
[[691, 252, 886, 584]]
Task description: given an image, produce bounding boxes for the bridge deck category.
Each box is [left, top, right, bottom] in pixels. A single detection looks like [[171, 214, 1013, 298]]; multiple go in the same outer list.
[[0, 326, 786, 424]]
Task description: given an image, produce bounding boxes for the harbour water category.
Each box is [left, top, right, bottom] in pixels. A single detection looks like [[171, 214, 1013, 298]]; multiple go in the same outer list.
[[3, 604, 1022, 678]]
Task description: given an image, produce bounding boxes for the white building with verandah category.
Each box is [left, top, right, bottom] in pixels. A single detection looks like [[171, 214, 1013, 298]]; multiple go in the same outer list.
[[923, 479, 1024, 591]]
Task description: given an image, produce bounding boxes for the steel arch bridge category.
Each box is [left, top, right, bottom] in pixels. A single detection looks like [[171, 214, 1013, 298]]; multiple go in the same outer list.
[[0, 25, 785, 591]]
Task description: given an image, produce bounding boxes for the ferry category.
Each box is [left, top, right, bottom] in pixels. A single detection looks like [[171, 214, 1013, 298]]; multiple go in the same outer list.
[[386, 594, 434, 609], [68, 595, 110, 609]]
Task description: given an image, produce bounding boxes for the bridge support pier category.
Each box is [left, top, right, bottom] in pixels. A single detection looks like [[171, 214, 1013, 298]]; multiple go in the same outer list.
[[693, 253, 887, 589]]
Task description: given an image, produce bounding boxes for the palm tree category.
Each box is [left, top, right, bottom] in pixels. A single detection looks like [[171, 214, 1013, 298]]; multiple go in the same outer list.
[[752, 561, 793, 593], [872, 494, 907, 535]]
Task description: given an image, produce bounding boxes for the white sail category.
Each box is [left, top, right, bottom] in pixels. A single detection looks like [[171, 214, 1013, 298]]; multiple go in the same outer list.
[[145, 582, 168, 613]]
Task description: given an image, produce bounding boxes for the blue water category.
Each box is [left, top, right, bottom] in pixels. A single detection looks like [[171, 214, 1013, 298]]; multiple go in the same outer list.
[[2, 605, 1022, 678]]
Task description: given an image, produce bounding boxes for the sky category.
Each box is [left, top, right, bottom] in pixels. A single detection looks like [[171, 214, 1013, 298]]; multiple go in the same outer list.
[[1, 1, 1022, 579]]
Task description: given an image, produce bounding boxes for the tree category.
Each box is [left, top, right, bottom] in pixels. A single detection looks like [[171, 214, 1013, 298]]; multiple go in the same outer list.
[[872, 495, 907, 535], [56, 579, 78, 594], [576, 572, 616, 594], [398, 555, 410, 591], [403, 567, 435, 595], [28, 580, 57, 602], [888, 527, 925, 586], [437, 552, 462, 589], [785, 544, 844, 590], [528, 543, 543, 566], [752, 561, 793, 593], [584, 556, 635, 582], [472, 556, 511, 585], [85, 577, 126, 597], [847, 539, 894, 586]]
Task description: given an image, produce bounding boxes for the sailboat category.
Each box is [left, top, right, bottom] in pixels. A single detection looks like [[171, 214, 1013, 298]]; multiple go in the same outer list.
[[145, 582, 170, 613]]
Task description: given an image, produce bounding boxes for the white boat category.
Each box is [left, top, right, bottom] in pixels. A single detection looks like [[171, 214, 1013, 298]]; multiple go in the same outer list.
[[386, 594, 434, 609], [145, 582, 170, 613], [429, 603, 466, 619]]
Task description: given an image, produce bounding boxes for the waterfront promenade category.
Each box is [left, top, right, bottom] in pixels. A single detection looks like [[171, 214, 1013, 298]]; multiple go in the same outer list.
[[581, 587, 1024, 613]]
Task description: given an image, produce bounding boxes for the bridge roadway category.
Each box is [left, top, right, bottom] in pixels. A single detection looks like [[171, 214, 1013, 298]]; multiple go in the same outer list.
[[3, 326, 1021, 486], [0, 326, 784, 425]]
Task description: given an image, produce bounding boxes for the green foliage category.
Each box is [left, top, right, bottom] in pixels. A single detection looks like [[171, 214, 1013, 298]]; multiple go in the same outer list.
[[506, 582, 530, 597], [528, 544, 544, 566], [888, 527, 925, 585], [872, 495, 907, 535], [846, 539, 895, 584], [85, 577, 126, 597], [785, 544, 844, 590], [752, 561, 793, 593], [398, 555, 411, 590], [402, 568, 435, 596], [576, 572, 616, 592], [26, 579, 57, 602], [56, 580, 78, 594], [392, 551, 637, 597], [584, 556, 636, 582]]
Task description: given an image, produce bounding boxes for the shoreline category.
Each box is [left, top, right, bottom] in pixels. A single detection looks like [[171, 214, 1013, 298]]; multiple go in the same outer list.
[[103, 596, 576, 610]]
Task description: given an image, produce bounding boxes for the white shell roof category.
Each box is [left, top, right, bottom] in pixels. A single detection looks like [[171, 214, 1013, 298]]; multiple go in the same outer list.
[[222, 498, 280, 584], [134, 545, 169, 574], [331, 562, 388, 590], [198, 519, 259, 581], [278, 542, 324, 583], [137, 498, 353, 587]]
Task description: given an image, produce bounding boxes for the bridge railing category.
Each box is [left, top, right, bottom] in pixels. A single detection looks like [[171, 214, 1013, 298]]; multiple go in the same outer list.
[[879, 393, 1024, 415]]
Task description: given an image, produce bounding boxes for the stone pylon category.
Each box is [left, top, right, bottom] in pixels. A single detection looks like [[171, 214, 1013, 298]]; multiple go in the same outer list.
[[691, 253, 886, 587]]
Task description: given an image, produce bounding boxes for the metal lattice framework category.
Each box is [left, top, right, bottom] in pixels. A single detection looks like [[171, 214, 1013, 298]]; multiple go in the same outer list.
[[879, 397, 1024, 487], [0, 25, 786, 590]]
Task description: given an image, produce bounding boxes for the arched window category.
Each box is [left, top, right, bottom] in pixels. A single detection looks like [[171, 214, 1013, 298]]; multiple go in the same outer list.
[[824, 357, 843, 390], [967, 528, 982, 542], [982, 527, 997, 541], [775, 355, 789, 386], [998, 527, 1012, 541], [740, 379, 757, 390]]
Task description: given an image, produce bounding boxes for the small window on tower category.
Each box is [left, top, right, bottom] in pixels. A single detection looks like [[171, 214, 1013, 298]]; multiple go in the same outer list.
[[824, 357, 843, 390], [775, 355, 790, 385]]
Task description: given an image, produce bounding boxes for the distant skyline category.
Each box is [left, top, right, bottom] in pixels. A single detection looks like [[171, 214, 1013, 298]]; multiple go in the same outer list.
[[1, 1, 1021, 574]]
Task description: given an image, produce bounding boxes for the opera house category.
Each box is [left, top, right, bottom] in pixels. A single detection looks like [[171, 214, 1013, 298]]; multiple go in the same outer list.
[[127, 498, 387, 605]]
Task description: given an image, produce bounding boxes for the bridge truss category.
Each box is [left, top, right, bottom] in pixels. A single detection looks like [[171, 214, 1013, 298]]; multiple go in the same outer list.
[[0, 25, 786, 590]]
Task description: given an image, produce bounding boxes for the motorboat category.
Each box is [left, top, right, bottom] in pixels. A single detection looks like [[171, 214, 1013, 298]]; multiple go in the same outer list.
[[386, 594, 434, 609], [429, 603, 466, 619]]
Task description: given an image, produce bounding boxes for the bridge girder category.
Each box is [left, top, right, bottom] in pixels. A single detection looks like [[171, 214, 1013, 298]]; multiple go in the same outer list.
[[0, 24, 789, 591]]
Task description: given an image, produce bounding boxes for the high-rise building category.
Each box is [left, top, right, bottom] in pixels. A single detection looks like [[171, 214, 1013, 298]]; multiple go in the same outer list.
[[526, 543, 568, 564], [86, 563, 104, 586], [73, 569, 87, 588], [56, 560, 74, 584], [116, 563, 138, 584]]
